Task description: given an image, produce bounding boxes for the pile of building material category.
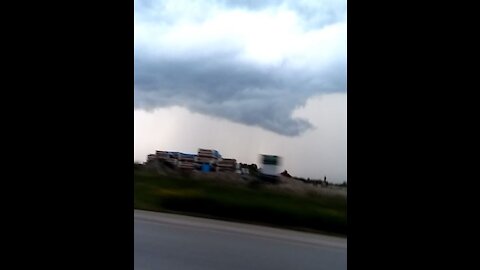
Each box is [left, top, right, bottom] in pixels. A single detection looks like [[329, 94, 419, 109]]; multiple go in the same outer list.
[[155, 151, 178, 167], [145, 148, 245, 174], [196, 149, 221, 164], [195, 148, 221, 172], [155, 151, 169, 160], [145, 153, 165, 170], [147, 154, 157, 163], [177, 153, 196, 170], [217, 158, 237, 172]]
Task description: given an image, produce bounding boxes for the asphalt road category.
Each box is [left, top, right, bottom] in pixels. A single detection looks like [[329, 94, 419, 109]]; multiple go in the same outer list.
[[134, 210, 347, 270]]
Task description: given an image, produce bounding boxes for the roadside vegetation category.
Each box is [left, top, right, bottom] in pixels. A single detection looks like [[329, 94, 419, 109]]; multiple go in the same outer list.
[[134, 164, 347, 236]]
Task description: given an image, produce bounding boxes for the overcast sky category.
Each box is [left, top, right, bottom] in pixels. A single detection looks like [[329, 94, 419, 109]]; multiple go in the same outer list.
[[134, 0, 347, 182]]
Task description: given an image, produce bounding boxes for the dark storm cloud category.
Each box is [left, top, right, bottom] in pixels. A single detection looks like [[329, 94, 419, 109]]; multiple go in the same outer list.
[[219, 0, 346, 29], [134, 0, 346, 136]]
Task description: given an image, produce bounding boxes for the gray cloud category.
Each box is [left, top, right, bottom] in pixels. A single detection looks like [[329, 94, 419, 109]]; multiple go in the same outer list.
[[219, 0, 346, 28], [134, 0, 346, 136], [135, 0, 346, 29]]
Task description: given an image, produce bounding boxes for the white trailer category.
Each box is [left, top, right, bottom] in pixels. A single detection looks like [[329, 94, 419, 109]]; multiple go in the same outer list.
[[259, 155, 280, 176]]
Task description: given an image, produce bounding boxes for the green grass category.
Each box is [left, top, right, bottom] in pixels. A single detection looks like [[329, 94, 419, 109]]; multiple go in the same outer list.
[[134, 168, 347, 236]]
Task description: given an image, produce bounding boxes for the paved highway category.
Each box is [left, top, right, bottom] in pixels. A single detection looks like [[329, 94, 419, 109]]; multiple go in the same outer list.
[[134, 210, 347, 270]]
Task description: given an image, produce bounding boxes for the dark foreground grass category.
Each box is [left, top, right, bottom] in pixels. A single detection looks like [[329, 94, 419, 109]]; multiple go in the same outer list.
[[134, 169, 347, 236]]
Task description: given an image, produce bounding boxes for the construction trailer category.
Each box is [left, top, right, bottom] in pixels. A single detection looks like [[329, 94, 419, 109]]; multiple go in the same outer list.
[[259, 154, 281, 182]]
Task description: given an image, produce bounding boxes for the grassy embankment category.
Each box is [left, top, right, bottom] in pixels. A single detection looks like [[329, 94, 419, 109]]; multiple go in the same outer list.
[[134, 167, 347, 236]]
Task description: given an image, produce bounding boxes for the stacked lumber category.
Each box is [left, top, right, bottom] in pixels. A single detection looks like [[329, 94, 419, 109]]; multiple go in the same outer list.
[[196, 148, 221, 164], [217, 158, 237, 172], [177, 153, 196, 170]]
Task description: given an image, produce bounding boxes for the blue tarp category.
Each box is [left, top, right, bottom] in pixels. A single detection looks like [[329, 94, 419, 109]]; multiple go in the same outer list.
[[201, 163, 211, 172]]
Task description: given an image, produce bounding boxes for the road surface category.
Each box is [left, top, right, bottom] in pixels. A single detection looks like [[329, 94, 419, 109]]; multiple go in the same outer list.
[[134, 210, 347, 270]]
